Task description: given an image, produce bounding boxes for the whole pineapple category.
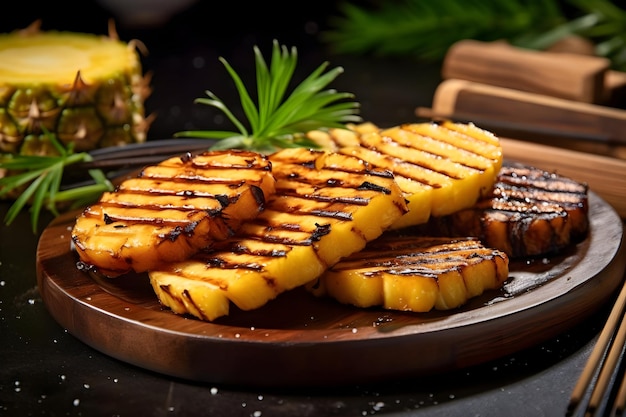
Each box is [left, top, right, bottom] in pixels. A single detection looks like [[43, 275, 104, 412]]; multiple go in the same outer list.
[[0, 21, 152, 156]]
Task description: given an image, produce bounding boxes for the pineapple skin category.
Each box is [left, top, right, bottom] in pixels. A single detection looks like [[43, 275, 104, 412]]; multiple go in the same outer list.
[[0, 26, 151, 157]]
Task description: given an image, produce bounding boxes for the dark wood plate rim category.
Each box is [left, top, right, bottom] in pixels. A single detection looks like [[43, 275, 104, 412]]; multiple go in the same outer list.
[[36, 191, 626, 387]]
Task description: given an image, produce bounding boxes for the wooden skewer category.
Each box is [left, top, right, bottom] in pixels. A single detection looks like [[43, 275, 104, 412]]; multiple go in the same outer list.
[[567, 276, 626, 416], [611, 369, 626, 416], [65, 139, 212, 175], [586, 307, 626, 416]]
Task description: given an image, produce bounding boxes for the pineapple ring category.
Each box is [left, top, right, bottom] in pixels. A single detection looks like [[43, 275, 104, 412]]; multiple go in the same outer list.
[[314, 235, 509, 312], [310, 121, 504, 229], [149, 149, 409, 321]]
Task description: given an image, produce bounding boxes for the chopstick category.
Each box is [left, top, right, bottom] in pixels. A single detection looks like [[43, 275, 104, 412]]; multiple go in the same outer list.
[[60, 139, 214, 190], [613, 370, 626, 416], [61, 139, 212, 186], [567, 274, 626, 416], [78, 139, 213, 172]]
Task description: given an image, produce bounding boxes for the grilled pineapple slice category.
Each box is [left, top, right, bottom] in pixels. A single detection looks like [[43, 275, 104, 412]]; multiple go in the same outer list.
[[313, 235, 509, 312], [149, 148, 408, 321], [310, 121, 504, 229], [419, 162, 590, 257], [71, 150, 275, 277]]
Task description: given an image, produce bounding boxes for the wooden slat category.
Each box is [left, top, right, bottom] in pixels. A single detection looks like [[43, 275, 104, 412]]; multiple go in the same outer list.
[[442, 39, 610, 104], [429, 79, 626, 158]]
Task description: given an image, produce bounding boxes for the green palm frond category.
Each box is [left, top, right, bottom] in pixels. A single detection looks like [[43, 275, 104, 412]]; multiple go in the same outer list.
[[563, 0, 626, 69], [322, 0, 565, 60], [323, 0, 626, 70]]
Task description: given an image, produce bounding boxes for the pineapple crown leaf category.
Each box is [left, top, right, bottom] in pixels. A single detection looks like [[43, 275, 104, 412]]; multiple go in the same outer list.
[[174, 39, 362, 152]]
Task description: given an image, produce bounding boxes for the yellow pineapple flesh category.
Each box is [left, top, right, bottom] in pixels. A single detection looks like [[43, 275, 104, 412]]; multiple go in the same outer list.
[[310, 121, 504, 229], [148, 148, 408, 321], [71, 150, 276, 277], [0, 22, 151, 157], [315, 234, 509, 312]]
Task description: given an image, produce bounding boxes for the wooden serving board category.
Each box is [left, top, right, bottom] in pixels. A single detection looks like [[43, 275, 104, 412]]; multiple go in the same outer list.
[[36, 192, 625, 388]]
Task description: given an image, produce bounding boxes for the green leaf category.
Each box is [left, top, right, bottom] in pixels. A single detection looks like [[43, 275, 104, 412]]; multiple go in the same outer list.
[[175, 129, 241, 140], [208, 135, 251, 150], [219, 56, 260, 134], [323, 0, 560, 57], [192, 92, 249, 136], [0, 167, 45, 195], [0, 131, 114, 232], [266, 42, 297, 114], [176, 40, 361, 152], [3, 173, 45, 232], [322, 0, 626, 70], [30, 167, 56, 233]]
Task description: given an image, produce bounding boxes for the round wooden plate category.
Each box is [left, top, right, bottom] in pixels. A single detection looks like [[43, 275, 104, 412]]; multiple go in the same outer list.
[[36, 191, 625, 388]]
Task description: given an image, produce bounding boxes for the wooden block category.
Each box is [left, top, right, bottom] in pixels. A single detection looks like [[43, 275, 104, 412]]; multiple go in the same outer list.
[[604, 70, 626, 107], [442, 39, 611, 104], [429, 79, 626, 152]]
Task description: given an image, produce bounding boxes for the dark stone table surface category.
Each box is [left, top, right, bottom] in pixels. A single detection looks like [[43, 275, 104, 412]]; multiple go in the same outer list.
[[1, 2, 623, 416]]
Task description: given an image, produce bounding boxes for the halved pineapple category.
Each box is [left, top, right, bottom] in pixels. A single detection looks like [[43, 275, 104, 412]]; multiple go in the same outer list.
[[0, 21, 151, 157], [149, 148, 408, 321], [309, 121, 504, 229], [72, 150, 276, 277], [314, 234, 509, 312]]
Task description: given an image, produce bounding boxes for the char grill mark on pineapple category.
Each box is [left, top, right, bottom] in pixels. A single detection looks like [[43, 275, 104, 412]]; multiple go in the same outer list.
[[311, 235, 509, 312], [365, 132, 474, 180], [158, 287, 211, 322], [148, 148, 408, 321], [421, 162, 589, 258], [71, 150, 276, 277], [314, 121, 504, 228]]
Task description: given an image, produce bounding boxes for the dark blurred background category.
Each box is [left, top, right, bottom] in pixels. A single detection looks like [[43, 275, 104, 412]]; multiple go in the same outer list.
[[7, 1, 613, 144], [1, 0, 441, 141]]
